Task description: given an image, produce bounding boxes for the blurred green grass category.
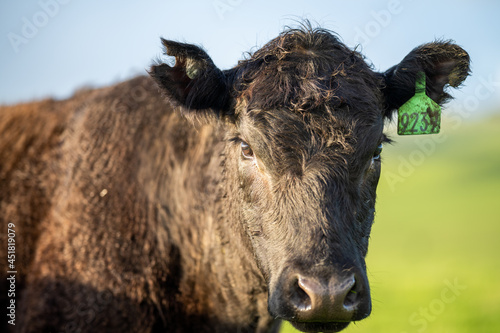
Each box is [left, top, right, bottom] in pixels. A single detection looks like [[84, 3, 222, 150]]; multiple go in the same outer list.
[[281, 114, 500, 333]]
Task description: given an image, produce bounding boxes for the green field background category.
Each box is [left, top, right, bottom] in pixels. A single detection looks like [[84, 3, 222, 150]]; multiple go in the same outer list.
[[282, 114, 500, 333]]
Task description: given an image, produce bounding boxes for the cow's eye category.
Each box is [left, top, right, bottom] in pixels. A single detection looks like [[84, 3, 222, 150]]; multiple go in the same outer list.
[[373, 144, 383, 160], [241, 141, 254, 159]]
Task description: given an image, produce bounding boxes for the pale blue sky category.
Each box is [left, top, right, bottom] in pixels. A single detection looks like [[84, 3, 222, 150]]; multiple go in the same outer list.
[[1, 0, 499, 118]]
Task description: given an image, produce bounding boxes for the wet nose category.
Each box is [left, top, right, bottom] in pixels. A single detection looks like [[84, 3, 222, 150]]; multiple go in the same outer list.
[[294, 273, 362, 322], [269, 270, 371, 323]]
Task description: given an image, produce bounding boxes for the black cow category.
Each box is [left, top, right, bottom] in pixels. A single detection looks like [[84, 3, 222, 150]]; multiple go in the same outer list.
[[0, 25, 469, 333]]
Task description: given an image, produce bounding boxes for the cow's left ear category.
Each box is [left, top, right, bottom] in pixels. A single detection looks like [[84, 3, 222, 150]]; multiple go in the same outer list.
[[149, 39, 231, 117], [381, 41, 470, 118]]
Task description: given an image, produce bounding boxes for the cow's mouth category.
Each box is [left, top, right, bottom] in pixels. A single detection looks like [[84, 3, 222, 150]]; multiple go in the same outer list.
[[289, 320, 350, 333]]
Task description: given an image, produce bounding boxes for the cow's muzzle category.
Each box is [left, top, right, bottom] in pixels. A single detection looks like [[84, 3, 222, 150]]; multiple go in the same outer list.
[[268, 264, 371, 332]]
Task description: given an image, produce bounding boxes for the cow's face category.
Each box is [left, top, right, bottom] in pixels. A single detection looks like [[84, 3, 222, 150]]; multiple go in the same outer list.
[[228, 107, 384, 333], [221, 30, 386, 332], [150, 25, 469, 333]]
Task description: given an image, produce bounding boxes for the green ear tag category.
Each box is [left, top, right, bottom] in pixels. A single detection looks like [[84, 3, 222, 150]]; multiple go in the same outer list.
[[397, 72, 441, 135]]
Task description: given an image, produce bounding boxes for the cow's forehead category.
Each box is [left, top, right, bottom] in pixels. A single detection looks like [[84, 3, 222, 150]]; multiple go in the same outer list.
[[231, 28, 384, 126], [227, 28, 385, 178], [235, 104, 383, 180]]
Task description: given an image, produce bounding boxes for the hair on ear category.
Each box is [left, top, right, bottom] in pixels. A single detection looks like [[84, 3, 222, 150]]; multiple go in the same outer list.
[[382, 40, 471, 118], [149, 39, 231, 118]]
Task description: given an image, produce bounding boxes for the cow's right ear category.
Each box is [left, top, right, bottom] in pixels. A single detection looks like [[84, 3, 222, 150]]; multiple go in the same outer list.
[[149, 39, 231, 117]]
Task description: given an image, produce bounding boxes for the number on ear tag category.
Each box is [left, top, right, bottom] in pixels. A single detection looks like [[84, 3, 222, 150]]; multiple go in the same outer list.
[[398, 72, 441, 135]]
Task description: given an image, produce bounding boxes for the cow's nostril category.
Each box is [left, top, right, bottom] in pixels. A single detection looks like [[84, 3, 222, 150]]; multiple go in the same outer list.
[[291, 278, 312, 312], [344, 283, 358, 309]]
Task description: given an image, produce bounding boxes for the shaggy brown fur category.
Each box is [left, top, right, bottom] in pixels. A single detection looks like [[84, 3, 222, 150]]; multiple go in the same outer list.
[[1, 25, 469, 333]]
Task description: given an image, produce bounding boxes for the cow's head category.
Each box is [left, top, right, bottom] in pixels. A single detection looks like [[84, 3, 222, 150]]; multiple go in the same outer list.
[[150, 26, 469, 332]]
